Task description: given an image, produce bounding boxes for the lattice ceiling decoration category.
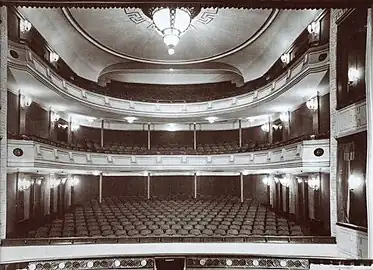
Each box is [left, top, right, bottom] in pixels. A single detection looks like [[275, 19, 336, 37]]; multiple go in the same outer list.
[[124, 6, 219, 55]]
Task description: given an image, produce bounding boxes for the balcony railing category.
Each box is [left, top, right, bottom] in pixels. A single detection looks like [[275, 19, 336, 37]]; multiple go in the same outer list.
[[1, 235, 336, 246]]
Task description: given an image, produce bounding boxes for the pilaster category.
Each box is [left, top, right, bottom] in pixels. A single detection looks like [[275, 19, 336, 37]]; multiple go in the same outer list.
[[329, 9, 339, 237], [365, 7, 373, 259], [0, 6, 8, 239]]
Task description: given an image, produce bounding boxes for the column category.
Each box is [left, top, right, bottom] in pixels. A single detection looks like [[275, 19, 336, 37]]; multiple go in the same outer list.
[[312, 92, 321, 134], [67, 117, 72, 144], [147, 123, 151, 150], [268, 117, 273, 144], [48, 109, 53, 139], [240, 173, 244, 203], [0, 6, 8, 239], [147, 173, 151, 200], [99, 173, 103, 204], [238, 119, 242, 148], [266, 182, 271, 206], [329, 9, 339, 237], [193, 123, 197, 150], [100, 120, 104, 148], [17, 93, 26, 135], [365, 7, 373, 259], [194, 173, 197, 199]]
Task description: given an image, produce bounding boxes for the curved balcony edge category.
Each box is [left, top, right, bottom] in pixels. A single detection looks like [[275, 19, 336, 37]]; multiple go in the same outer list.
[[7, 138, 330, 173], [8, 42, 329, 118]]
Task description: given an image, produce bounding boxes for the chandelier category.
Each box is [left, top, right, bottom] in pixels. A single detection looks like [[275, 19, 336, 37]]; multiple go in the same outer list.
[[144, 6, 200, 55]]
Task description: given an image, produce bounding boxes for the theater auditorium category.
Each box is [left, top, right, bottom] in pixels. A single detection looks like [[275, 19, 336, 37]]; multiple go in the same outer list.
[[0, 0, 373, 269]]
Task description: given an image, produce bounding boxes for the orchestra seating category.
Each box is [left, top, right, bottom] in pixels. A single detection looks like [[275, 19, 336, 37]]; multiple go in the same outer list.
[[8, 132, 329, 155], [29, 196, 305, 238]]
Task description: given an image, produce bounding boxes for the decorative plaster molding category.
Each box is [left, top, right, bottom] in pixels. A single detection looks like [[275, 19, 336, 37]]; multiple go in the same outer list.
[[335, 100, 367, 138], [8, 42, 329, 118], [336, 224, 368, 259], [7, 139, 330, 173]]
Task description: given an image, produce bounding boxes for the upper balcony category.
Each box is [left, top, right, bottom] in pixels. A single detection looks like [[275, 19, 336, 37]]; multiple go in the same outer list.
[[8, 41, 329, 120]]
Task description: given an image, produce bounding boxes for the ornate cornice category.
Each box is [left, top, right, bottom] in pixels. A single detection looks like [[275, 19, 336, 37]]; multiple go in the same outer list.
[[1, 0, 373, 9]]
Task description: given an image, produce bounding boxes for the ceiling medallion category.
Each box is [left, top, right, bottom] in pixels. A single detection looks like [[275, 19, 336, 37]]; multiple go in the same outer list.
[[141, 6, 202, 55]]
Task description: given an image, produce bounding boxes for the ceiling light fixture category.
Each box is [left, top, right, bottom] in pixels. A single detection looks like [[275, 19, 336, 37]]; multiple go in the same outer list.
[[281, 53, 290, 64], [146, 6, 200, 55], [20, 19, 32, 33], [306, 97, 318, 111], [206, 117, 218, 124], [49, 51, 60, 63], [125, 116, 137, 123], [20, 95, 32, 108]]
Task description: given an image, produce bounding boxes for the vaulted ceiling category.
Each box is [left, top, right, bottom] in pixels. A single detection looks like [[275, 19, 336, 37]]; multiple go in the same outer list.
[[20, 7, 321, 85]]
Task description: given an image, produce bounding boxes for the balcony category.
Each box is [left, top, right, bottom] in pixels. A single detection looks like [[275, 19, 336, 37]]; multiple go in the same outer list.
[[7, 137, 330, 173]]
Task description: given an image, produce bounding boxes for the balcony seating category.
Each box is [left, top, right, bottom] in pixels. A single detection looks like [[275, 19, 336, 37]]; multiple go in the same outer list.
[[8, 131, 330, 155], [29, 196, 305, 239]]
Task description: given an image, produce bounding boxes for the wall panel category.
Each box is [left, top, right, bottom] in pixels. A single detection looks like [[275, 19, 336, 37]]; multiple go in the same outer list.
[[151, 131, 193, 147], [150, 176, 193, 198], [102, 176, 146, 198], [25, 102, 49, 138], [198, 176, 240, 197], [7, 91, 18, 134]]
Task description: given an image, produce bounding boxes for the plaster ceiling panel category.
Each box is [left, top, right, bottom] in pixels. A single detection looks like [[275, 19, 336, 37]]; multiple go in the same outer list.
[[65, 8, 276, 64], [20, 7, 127, 82], [220, 10, 321, 82]]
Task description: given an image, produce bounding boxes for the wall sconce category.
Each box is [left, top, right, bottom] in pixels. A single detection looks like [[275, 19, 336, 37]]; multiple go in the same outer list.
[[20, 95, 32, 108], [206, 117, 218, 124], [20, 19, 32, 33], [274, 177, 279, 184], [92, 171, 100, 176], [262, 176, 271, 186], [308, 174, 320, 190], [60, 178, 67, 185], [296, 177, 303, 184], [307, 21, 320, 42], [49, 51, 60, 63], [49, 177, 60, 188], [71, 122, 80, 132], [242, 170, 249, 176], [272, 124, 283, 130], [57, 123, 68, 129], [281, 53, 290, 64], [18, 178, 31, 191], [85, 117, 96, 123], [261, 123, 270, 132], [348, 174, 362, 190], [279, 176, 290, 187], [51, 111, 60, 122], [167, 123, 177, 132], [35, 179, 43, 185], [279, 112, 289, 122], [125, 116, 136, 123], [306, 97, 318, 111], [70, 177, 79, 187], [348, 68, 360, 85]]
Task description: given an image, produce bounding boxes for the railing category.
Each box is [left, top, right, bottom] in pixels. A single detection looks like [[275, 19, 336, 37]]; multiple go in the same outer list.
[[0, 236, 336, 246], [9, 131, 330, 155]]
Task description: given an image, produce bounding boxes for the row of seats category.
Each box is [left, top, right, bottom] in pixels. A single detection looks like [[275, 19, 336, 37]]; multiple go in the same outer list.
[[9, 132, 329, 155], [30, 196, 305, 239]]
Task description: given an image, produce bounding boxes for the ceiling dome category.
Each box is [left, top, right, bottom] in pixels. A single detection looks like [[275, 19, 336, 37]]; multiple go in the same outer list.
[[63, 7, 278, 64]]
